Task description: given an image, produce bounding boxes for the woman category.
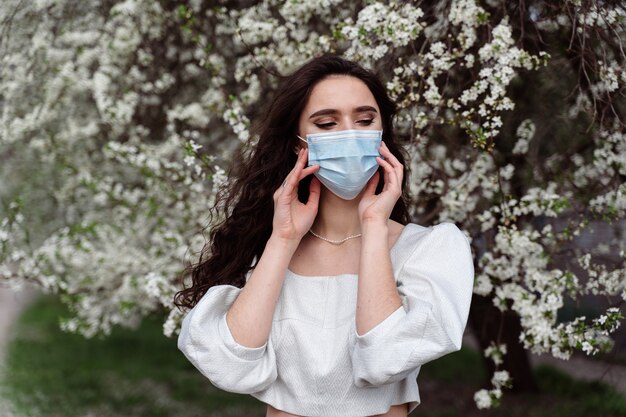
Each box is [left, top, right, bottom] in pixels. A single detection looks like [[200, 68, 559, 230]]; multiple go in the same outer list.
[[174, 54, 475, 417]]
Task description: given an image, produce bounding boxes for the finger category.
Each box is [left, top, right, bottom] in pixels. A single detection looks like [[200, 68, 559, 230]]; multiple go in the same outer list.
[[377, 157, 403, 199], [379, 143, 405, 180], [299, 164, 320, 180], [302, 146, 309, 163], [295, 147, 309, 174], [275, 178, 288, 200], [306, 176, 321, 208], [378, 146, 402, 176], [289, 147, 306, 173], [379, 141, 401, 169], [283, 149, 307, 191], [298, 146, 309, 167], [376, 156, 398, 189]]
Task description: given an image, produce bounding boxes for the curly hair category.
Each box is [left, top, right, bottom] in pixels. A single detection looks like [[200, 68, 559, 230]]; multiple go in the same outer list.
[[173, 54, 412, 310]]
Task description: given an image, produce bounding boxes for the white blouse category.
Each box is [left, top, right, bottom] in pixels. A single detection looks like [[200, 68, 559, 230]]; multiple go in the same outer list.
[[177, 222, 475, 417]]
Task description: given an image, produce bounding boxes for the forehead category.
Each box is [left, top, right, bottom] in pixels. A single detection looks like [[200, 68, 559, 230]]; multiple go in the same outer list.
[[304, 75, 378, 111]]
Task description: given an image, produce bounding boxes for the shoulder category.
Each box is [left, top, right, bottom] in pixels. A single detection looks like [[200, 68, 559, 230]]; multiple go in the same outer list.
[[432, 222, 471, 244], [404, 221, 470, 243], [398, 221, 475, 284], [401, 221, 473, 263]]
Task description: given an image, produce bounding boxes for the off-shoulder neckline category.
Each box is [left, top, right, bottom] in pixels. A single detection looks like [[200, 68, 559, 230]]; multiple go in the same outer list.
[[285, 222, 424, 279]]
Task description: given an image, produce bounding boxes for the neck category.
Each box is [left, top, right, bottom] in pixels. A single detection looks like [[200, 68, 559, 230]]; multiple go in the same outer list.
[[311, 187, 362, 239]]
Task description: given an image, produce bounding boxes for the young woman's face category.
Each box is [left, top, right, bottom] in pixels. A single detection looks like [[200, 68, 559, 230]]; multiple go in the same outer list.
[[297, 75, 383, 151]]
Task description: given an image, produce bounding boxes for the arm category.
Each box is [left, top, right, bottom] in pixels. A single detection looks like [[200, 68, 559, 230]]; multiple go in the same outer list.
[[350, 222, 475, 388], [178, 145, 320, 393], [177, 284, 277, 394], [355, 220, 404, 338], [226, 235, 298, 348], [354, 142, 405, 338], [226, 143, 318, 348], [177, 234, 299, 394]]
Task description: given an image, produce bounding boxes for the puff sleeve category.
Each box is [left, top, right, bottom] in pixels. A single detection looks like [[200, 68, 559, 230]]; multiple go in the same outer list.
[[350, 222, 475, 388], [177, 267, 278, 394]]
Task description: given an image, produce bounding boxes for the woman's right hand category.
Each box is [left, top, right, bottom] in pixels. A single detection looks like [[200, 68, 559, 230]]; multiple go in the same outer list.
[[272, 148, 321, 242]]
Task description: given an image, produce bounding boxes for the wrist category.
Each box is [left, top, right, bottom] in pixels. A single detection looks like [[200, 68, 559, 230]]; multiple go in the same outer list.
[[268, 233, 300, 252], [361, 219, 389, 236], [361, 217, 388, 229]]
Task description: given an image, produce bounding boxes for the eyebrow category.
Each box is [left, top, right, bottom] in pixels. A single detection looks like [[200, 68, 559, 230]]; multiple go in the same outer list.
[[308, 106, 378, 119]]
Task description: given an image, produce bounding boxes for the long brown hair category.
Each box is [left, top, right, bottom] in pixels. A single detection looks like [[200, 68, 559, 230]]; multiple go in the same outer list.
[[174, 54, 411, 310]]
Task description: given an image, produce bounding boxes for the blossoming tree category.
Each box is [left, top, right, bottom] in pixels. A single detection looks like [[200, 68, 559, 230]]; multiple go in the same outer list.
[[1, 0, 624, 409]]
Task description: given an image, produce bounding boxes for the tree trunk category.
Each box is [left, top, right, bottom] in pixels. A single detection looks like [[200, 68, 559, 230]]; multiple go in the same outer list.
[[468, 294, 539, 393]]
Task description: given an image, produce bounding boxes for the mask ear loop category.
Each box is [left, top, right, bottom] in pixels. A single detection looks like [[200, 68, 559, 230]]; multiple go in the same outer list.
[[372, 129, 385, 160], [294, 135, 308, 154]]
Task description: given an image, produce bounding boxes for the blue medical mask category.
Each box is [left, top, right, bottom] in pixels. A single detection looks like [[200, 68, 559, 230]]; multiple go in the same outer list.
[[297, 129, 383, 200]]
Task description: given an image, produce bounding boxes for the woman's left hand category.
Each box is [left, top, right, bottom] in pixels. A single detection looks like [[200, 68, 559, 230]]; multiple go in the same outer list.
[[358, 141, 404, 225]]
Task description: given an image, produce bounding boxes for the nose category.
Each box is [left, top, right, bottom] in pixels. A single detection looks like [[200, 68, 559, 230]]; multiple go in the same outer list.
[[343, 116, 358, 130]]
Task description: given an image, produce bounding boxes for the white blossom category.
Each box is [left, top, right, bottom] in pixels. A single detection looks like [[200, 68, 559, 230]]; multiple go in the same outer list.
[[0, 2, 624, 411]]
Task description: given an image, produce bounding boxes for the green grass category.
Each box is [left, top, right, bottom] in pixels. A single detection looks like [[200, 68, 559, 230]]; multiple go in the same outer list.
[[0, 295, 265, 417], [415, 340, 626, 417], [419, 344, 487, 384], [2, 295, 626, 417]]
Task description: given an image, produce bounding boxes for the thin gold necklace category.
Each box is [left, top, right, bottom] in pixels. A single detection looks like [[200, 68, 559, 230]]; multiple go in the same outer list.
[[308, 228, 362, 245]]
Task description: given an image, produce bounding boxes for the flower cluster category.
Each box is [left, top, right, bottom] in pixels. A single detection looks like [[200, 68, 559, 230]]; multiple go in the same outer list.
[[484, 341, 507, 366], [512, 119, 535, 155], [474, 369, 513, 409], [339, 3, 424, 67]]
